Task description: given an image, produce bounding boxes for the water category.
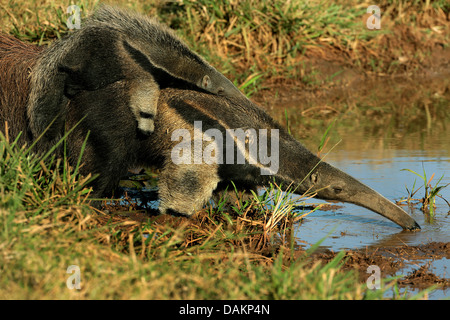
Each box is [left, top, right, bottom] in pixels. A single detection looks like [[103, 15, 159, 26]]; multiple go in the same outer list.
[[292, 129, 449, 299], [295, 130, 450, 249]]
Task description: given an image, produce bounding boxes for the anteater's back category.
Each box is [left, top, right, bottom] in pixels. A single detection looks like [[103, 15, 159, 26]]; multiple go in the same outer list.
[[0, 34, 43, 144]]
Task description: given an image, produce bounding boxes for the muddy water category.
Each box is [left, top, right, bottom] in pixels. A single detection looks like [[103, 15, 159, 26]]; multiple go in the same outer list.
[[286, 126, 449, 299]]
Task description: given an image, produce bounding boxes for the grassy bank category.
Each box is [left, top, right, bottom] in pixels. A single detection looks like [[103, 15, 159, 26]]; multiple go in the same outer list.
[[1, 0, 449, 92]]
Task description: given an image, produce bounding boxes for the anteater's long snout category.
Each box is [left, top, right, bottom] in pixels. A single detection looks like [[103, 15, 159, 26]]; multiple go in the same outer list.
[[310, 162, 421, 231], [350, 188, 421, 231]]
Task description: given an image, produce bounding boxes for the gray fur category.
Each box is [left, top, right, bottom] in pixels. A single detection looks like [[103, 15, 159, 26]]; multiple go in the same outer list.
[[27, 5, 245, 145]]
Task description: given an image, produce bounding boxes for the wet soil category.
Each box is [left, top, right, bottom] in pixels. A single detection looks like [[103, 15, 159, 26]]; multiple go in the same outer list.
[[252, 46, 450, 105], [309, 242, 449, 290]]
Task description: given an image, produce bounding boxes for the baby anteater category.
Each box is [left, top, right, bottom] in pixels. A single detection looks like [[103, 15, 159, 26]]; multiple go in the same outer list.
[[26, 5, 246, 147]]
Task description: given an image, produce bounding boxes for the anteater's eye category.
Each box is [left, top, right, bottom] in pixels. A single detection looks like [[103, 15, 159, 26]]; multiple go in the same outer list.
[[333, 187, 343, 194], [217, 87, 225, 95]]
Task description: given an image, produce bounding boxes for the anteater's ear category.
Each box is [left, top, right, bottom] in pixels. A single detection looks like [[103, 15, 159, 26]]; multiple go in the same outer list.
[[28, 27, 125, 142]]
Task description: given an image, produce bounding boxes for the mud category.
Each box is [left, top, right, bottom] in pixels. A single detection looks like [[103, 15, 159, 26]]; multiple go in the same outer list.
[[309, 242, 449, 290]]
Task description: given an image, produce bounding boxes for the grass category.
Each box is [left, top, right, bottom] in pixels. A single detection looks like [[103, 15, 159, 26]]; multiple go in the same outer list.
[[0, 0, 448, 92], [401, 165, 450, 217], [0, 130, 418, 300]]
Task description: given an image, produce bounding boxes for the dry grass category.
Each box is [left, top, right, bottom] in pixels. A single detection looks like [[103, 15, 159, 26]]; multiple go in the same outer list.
[[1, 0, 448, 89]]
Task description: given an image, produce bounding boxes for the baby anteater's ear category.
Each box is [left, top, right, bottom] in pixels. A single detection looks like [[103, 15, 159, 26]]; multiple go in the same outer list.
[[199, 75, 225, 95], [27, 26, 126, 142], [60, 27, 125, 96]]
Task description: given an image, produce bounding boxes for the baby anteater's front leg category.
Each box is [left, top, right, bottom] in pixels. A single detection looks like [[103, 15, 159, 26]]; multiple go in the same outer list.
[[129, 78, 159, 136], [158, 163, 220, 216]]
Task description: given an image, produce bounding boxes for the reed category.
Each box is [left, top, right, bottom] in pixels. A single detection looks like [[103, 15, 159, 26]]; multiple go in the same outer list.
[[401, 166, 449, 216]]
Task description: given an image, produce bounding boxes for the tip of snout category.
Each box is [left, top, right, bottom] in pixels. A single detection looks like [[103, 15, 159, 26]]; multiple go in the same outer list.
[[390, 211, 421, 231], [220, 86, 248, 100], [404, 220, 421, 231], [395, 208, 421, 231]]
